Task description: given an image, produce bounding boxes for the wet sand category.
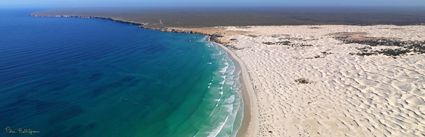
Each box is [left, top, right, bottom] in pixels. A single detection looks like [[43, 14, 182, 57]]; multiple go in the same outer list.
[[199, 25, 425, 137], [33, 9, 425, 137], [212, 40, 259, 137]]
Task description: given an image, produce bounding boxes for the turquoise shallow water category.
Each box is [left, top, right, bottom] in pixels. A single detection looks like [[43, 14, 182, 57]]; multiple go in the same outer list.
[[0, 9, 242, 137]]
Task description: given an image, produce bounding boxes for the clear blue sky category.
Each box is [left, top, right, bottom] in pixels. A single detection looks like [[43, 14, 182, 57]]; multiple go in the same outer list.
[[1, 0, 424, 8]]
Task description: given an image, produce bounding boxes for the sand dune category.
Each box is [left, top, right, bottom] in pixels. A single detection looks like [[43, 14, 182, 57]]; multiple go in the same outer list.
[[214, 25, 425, 137], [29, 11, 425, 136]]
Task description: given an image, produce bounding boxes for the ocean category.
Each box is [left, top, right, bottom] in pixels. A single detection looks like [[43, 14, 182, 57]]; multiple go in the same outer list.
[[0, 9, 242, 137]]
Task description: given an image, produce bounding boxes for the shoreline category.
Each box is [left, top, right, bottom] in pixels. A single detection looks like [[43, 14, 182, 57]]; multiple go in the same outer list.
[[32, 13, 257, 137], [210, 40, 258, 137], [30, 13, 425, 137]]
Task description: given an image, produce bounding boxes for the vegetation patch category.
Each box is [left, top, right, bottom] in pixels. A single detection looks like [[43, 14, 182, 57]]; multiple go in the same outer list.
[[309, 27, 321, 29], [331, 32, 425, 56], [263, 41, 291, 45], [295, 78, 313, 84], [263, 41, 313, 47]]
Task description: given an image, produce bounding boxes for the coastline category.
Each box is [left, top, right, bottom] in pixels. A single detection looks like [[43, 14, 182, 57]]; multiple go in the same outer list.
[[211, 40, 258, 137], [211, 25, 425, 136], [31, 14, 147, 27], [31, 13, 257, 137], [32, 12, 425, 137]]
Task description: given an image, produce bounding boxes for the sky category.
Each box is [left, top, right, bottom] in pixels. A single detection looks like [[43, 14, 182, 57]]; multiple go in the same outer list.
[[1, 0, 425, 8]]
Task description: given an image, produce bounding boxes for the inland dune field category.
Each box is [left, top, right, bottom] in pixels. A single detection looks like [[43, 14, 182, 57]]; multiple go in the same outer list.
[[180, 25, 425, 137], [34, 9, 425, 137]]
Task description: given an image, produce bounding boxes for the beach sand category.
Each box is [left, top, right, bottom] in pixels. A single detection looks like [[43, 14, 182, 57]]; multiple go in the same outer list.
[[32, 11, 425, 136], [187, 25, 425, 137]]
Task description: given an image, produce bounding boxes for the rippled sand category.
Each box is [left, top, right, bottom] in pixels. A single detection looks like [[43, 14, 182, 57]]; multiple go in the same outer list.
[[29, 10, 425, 136], [182, 25, 425, 137]]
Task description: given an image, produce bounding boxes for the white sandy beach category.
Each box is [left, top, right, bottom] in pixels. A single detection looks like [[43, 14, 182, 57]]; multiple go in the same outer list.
[[32, 12, 425, 136], [191, 25, 425, 137], [32, 10, 425, 137]]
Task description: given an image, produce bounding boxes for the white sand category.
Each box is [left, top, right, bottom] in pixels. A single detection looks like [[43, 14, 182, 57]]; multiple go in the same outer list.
[[219, 25, 425, 137], [33, 13, 425, 136]]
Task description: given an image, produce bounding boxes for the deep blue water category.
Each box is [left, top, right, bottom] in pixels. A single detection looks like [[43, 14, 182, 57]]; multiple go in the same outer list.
[[0, 9, 241, 137]]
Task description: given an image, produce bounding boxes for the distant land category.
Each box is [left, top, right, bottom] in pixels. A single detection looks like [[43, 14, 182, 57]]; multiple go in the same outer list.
[[34, 7, 425, 28], [30, 7, 425, 137]]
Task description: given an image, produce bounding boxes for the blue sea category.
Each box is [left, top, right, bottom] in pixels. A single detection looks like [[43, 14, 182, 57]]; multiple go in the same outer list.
[[0, 9, 242, 137]]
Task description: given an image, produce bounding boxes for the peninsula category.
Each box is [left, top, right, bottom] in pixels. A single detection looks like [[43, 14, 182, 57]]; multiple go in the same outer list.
[[34, 7, 425, 137]]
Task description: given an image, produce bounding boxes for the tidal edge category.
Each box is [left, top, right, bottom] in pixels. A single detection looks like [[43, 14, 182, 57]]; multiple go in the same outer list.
[[31, 13, 259, 137]]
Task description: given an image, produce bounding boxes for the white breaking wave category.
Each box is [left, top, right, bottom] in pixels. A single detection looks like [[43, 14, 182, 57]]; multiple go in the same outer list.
[[192, 37, 242, 137], [201, 41, 242, 137]]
